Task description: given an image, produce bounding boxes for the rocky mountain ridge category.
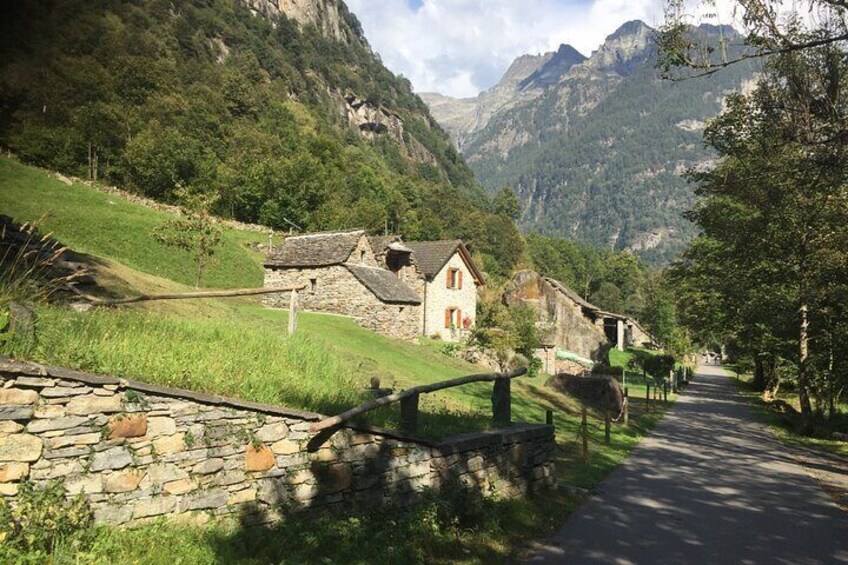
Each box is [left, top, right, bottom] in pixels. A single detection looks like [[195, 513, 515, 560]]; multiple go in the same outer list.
[[422, 21, 756, 263]]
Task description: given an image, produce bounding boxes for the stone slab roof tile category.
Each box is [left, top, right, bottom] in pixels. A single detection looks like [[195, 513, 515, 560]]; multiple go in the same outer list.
[[344, 264, 421, 304], [405, 240, 484, 284], [265, 230, 365, 268]]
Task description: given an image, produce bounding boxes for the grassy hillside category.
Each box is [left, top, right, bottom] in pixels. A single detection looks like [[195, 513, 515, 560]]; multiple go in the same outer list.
[[0, 157, 264, 288]]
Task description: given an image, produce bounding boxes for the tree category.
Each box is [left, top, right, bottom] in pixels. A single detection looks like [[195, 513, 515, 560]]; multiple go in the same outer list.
[[669, 41, 848, 431], [493, 186, 520, 220], [154, 191, 223, 288], [659, 1, 848, 77]]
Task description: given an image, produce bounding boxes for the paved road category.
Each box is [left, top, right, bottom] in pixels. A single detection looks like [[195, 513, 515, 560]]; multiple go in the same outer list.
[[527, 365, 848, 564]]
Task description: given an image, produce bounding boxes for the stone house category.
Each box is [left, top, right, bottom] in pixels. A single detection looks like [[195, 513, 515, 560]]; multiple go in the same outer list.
[[263, 230, 422, 340], [264, 231, 484, 342], [370, 237, 485, 342]]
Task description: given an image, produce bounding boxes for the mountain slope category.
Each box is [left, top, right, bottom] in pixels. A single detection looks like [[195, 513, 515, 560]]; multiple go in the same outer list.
[[0, 0, 527, 272], [423, 21, 756, 264]]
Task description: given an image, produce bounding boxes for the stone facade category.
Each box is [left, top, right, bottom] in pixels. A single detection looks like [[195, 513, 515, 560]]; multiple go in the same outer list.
[[420, 252, 478, 341], [263, 233, 423, 341], [0, 360, 556, 526], [264, 265, 422, 341], [505, 271, 608, 366]]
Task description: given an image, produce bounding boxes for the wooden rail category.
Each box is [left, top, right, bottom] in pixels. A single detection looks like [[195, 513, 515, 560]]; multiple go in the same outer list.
[[310, 367, 528, 433], [68, 285, 305, 306]]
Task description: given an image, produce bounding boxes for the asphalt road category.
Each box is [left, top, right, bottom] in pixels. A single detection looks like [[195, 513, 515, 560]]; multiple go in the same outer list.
[[527, 365, 848, 564]]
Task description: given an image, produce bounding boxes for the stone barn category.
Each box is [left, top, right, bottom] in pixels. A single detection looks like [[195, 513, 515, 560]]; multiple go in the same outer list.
[[263, 230, 423, 340], [504, 271, 655, 373]]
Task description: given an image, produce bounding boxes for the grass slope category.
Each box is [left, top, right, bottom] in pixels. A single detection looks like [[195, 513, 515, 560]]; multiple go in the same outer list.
[[0, 157, 265, 288]]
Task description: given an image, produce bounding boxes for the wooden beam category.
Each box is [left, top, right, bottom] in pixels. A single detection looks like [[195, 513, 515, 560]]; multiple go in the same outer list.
[[70, 285, 306, 307], [310, 367, 527, 433]]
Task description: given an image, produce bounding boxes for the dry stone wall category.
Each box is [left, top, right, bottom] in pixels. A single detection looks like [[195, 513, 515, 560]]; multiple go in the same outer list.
[[0, 360, 555, 526]]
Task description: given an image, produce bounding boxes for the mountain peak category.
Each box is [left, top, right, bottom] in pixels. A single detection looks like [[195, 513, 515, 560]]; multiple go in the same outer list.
[[607, 20, 652, 41], [518, 43, 587, 89]]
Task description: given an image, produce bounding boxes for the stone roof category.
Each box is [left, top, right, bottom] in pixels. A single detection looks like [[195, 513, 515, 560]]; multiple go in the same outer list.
[[345, 264, 422, 304], [543, 277, 599, 313], [367, 235, 401, 254], [265, 230, 365, 268], [404, 240, 484, 284]]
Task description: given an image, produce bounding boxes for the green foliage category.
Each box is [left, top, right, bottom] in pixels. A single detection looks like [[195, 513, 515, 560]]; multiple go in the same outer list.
[[526, 234, 649, 317], [0, 0, 523, 274], [670, 40, 848, 428], [153, 192, 223, 288], [0, 479, 94, 560]]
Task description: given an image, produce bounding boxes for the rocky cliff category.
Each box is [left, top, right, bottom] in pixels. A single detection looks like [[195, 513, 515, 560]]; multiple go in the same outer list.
[[240, 0, 363, 44], [424, 21, 755, 264]]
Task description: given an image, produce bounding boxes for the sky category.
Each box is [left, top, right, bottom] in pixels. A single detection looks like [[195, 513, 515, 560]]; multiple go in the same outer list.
[[345, 0, 739, 98]]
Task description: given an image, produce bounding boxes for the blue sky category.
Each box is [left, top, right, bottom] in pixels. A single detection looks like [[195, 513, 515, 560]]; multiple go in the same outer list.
[[345, 0, 737, 97]]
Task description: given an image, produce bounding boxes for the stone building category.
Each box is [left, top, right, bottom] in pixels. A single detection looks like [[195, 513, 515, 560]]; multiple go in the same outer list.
[[371, 238, 485, 342], [264, 231, 484, 342], [504, 271, 654, 374], [263, 230, 422, 340]]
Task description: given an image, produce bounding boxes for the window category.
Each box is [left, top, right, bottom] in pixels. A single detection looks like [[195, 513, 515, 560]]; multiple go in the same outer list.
[[310, 278, 317, 293], [446, 268, 462, 289], [444, 307, 462, 329], [360, 249, 366, 263]]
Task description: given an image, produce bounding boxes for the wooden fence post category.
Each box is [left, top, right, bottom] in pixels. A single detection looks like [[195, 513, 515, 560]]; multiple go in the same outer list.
[[492, 378, 511, 427], [581, 402, 589, 462], [288, 290, 298, 336], [604, 406, 611, 445], [624, 387, 629, 427], [646, 383, 651, 412], [400, 392, 419, 433]]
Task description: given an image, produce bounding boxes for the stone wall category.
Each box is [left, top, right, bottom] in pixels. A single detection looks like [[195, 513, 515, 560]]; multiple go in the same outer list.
[[0, 360, 555, 526], [505, 271, 608, 361], [263, 265, 422, 341]]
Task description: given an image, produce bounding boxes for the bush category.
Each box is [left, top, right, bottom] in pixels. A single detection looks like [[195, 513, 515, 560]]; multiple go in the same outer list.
[[0, 479, 94, 560]]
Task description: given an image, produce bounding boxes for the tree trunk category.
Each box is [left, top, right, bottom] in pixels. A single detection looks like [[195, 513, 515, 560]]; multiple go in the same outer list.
[[798, 300, 814, 434], [752, 354, 767, 391]]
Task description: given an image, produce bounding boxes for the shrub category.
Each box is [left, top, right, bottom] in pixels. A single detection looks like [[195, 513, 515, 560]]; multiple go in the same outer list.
[[0, 479, 94, 560]]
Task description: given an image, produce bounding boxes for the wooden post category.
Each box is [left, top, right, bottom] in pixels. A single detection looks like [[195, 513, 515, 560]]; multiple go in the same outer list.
[[581, 402, 589, 462], [604, 406, 611, 445], [623, 387, 629, 427], [646, 383, 651, 412], [288, 290, 298, 336], [492, 378, 511, 427], [546, 409, 554, 426], [400, 392, 419, 433]]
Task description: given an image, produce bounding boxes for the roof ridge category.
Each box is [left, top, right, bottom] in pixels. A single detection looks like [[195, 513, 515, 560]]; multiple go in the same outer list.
[[285, 229, 364, 240]]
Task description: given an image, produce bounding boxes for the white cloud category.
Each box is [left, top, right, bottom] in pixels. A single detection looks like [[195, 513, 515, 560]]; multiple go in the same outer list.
[[345, 0, 747, 98]]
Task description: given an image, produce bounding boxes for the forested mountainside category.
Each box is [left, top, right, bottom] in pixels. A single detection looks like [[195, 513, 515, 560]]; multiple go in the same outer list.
[[0, 0, 524, 274], [422, 21, 757, 264]]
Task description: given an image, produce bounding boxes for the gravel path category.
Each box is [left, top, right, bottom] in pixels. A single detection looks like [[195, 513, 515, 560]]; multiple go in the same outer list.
[[526, 365, 848, 564]]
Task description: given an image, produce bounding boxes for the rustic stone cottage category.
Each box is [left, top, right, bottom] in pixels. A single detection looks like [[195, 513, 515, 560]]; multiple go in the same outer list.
[[370, 238, 485, 342], [263, 230, 422, 340], [264, 231, 484, 342]]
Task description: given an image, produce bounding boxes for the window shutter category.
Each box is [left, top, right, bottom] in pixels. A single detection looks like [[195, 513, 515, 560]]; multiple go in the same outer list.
[[446, 269, 452, 289], [445, 309, 452, 328], [458, 270, 463, 290], [456, 309, 462, 328]]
